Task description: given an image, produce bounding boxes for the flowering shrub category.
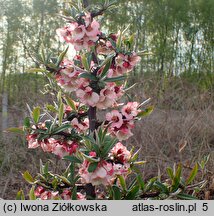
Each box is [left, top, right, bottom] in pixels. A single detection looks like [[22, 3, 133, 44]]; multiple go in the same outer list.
[[13, 0, 201, 200]]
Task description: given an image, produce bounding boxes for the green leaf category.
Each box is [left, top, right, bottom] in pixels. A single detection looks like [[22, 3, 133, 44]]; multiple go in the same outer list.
[[137, 106, 154, 118], [32, 106, 40, 124], [57, 46, 69, 67], [81, 152, 100, 163], [78, 72, 98, 81], [99, 57, 112, 78], [125, 185, 139, 200], [81, 54, 90, 71], [55, 175, 71, 186], [166, 167, 174, 180], [154, 181, 169, 194], [186, 163, 198, 185], [101, 137, 118, 158], [104, 75, 127, 82], [23, 171, 34, 184], [145, 177, 157, 192], [72, 186, 77, 200], [24, 117, 31, 128], [6, 127, 24, 135], [112, 185, 122, 200], [16, 190, 25, 200], [52, 124, 71, 134], [176, 193, 198, 200], [118, 175, 127, 191], [88, 162, 98, 173], [137, 175, 144, 191], [63, 155, 82, 164], [65, 96, 77, 111], [58, 103, 64, 126], [29, 186, 36, 200], [46, 104, 58, 112]]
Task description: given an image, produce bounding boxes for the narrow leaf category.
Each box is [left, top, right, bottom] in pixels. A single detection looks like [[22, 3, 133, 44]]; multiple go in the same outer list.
[[88, 162, 98, 173], [104, 75, 126, 82], [23, 171, 34, 184], [137, 106, 154, 118], [32, 106, 40, 124], [16, 190, 25, 200], [177, 193, 197, 200], [78, 72, 98, 81], [29, 186, 36, 200], [118, 175, 127, 191], [5, 127, 24, 135], [81, 54, 90, 71], [63, 155, 82, 164], [65, 96, 77, 111], [112, 185, 121, 200], [125, 185, 139, 200], [57, 46, 69, 67], [186, 163, 198, 185], [58, 103, 64, 126]]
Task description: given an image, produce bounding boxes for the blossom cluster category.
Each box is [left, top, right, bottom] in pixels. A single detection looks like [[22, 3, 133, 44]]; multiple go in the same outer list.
[[34, 186, 86, 200], [106, 102, 140, 140], [79, 142, 131, 186], [27, 134, 78, 159], [56, 59, 124, 108], [56, 13, 100, 51]]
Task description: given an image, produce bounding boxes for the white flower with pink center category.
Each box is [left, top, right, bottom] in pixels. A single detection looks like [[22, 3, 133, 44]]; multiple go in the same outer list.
[[56, 13, 100, 51], [27, 134, 40, 149], [56, 26, 72, 43], [106, 110, 123, 128], [61, 189, 71, 200], [85, 20, 100, 37], [109, 120, 135, 141], [110, 142, 131, 163], [71, 117, 89, 133], [79, 160, 114, 186], [121, 102, 139, 120], [71, 23, 86, 41], [96, 87, 117, 109], [76, 86, 99, 107], [40, 138, 59, 153], [115, 53, 141, 74]]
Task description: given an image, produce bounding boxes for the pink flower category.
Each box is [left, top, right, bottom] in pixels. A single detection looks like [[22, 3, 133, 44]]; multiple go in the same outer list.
[[71, 23, 86, 41], [115, 53, 141, 74], [56, 26, 72, 43], [40, 191, 59, 200], [27, 134, 40, 149], [57, 13, 100, 51], [71, 118, 89, 133], [109, 120, 135, 141], [106, 110, 123, 128], [56, 59, 80, 92], [40, 138, 59, 153], [77, 192, 86, 200], [52, 140, 78, 158], [76, 86, 99, 107], [61, 189, 71, 200], [121, 102, 139, 120], [34, 186, 45, 197], [110, 142, 131, 163], [85, 20, 100, 37], [79, 160, 114, 186], [114, 122, 134, 141], [96, 86, 117, 109]]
